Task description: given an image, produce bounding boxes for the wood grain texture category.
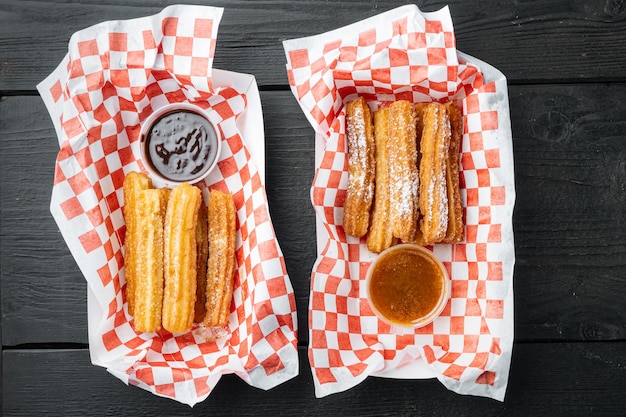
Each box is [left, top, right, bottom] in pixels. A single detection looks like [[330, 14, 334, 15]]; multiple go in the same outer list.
[[3, 343, 625, 416], [2, 83, 625, 346], [1, 0, 626, 92]]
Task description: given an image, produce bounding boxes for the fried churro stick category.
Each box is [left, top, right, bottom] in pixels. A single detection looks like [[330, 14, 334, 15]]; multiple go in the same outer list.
[[367, 107, 395, 253], [133, 189, 168, 332], [444, 102, 464, 243], [343, 97, 376, 238], [162, 183, 202, 333], [388, 100, 420, 242], [204, 190, 237, 328], [419, 103, 450, 244], [123, 171, 151, 316], [194, 201, 209, 323]]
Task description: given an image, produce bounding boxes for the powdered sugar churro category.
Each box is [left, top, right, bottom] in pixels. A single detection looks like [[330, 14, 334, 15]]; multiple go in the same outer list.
[[162, 183, 202, 333], [343, 97, 376, 238], [204, 190, 237, 328], [367, 107, 395, 253], [388, 100, 420, 243], [419, 103, 450, 245], [444, 102, 464, 243]]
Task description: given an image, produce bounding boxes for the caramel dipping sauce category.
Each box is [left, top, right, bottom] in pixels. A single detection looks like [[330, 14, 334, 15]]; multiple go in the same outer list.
[[366, 244, 450, 328], [140, 103, 221, 187]]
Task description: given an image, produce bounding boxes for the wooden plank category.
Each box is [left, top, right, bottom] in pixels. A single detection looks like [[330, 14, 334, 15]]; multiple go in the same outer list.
[[2, 84, 625, 346], [3, 343, 626, 415], [1, 0, 626, 92]]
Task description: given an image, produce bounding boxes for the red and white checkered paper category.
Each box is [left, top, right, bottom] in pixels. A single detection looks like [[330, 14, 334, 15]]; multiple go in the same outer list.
[[37, 5, 298, 406], [284, 5, 515, 401]]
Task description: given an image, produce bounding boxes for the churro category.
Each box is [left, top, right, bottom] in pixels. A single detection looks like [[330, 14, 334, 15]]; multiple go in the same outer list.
[[419, 103, 450, 245], [388, 100, 420, 243], [162, 183, 202, 333], [194, 201, 209, 323], [366, 107, 395, 253], [133, 188, 168, 332], [123, 171, 151, 316], [443, 102, 464, 243], [343, 97, 376, 238], [204, 190, 237, 328]]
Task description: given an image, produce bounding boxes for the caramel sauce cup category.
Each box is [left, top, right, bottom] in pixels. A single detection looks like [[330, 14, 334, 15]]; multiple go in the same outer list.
[[365, 244, 450, 330]]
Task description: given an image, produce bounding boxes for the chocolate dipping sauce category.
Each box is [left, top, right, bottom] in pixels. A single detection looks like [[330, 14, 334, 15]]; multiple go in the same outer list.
[[143, 110, 219, 182]]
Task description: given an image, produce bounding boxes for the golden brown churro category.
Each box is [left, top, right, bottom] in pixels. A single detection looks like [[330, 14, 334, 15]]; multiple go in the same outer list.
[[162, 183, 202, 333], [366, 107, 395, 253], [204, 190, 237, 328], [133, 189, 168, 332], [443, 102, 464, 243], [194, 201, 209, 323], [388, 100, 420, 243], [123, 171, 151, 316], [343, 97, 376, 238], [419, 103, 451, 245]]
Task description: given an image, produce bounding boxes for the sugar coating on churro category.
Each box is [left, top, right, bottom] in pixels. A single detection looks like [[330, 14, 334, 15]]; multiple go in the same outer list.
[[343, 97, 376, 238], [162, 183, 202, 333], [388, 100, 420, 243]]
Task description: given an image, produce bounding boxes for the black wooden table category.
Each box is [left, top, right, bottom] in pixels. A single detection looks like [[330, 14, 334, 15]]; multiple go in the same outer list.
[[1, 1, 625, 415]]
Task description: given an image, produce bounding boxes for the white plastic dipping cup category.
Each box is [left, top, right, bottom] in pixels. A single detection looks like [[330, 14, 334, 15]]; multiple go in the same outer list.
[[365, 244, 451, 329], [139, 102, 222, 187]]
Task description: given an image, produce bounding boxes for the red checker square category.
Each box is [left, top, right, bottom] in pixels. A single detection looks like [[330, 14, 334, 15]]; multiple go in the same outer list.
[[102, 83, 118, 102], [111, 167, 126, 190], [490, 186, 506, 206], [174, 36, 193, 56], [442, 363, 465, 381], [452, 280, 468, 298], [480, 111, 499, 131], [324, 276, 342, 293], [392, 16, 408, 35], [50, 80, 63, 102], [465, 224, 478, 242], [487, 262, 503, 281], [475, 281, 487, 299], [475, 243, 487, 261], [328, 170, 344, 190], [469, 132, 484, 151], [358, 28, 377, 46], [314, 367, 338, 385], [371, 68, 391, 84], [145, 81, 164, 99], [396, 334, 415, 350], [478, 206, 491, 224], [348, 314, 362, 333], [444, 31, 455, 48], [486, 299, 504, 319], [266, 276, 287, 298], [463, 335, 480, 352], [67, 171, 91, 195], [108, 32, 127, 51], [85, 205, 104, 228], [339, 46, 357, 62], [422, 345, 436, 363], [311, 291, 326, 312], [384, 349, 396, 360], [124, 335, 145, 350], [353, 349, 375, 366], [325, 312, 338, 331], [61, 196, 84, 221], [94, 103, 111, 123], [491, 338, 502, 354], [78, 39, 99, 56], [336, 295, 348, 315], [439, 351, 461, 364], [484, 148, 501, 169], [433, 334, 450, 351], [312, 78, 331, 101], [110, 69, 130, 88], [476, 169, 491, 187], [102, 329, 123, 351], [135, 367, 154, 386], [311, 329, 327, 349], [479, 81, 497, 93], [461, 152, 476, 170], [254, 204, 270, 225], [218, 155, 239, 178], [312, 186, 325, 206], [142, 30, 156, 49], [488, 224, 502, 242], [162, 17, 179, 36], [288, 49, 310, 69], [468, 262, 479, 280], [453, 244, 467, 262], [261, 353, 285, 376], [86, 71, 104, 92], [311, 105, 326, 125], [337, 332, 352, 350], [476, 370, 496, 385], [103, 237, 115, 261], [63, 116, 85, 139], [126, 50, 145, 68], [171, 367, 193, 383], [155, 383, 175, 398], [97, 263, 112, 287], [408, 32, 427, 49], [69, 59, 85, 79], [469, 351, 489, 369], [450, 316, 466, 334], [113, 309, 126, 327], [429, 80, 449, 93], [316, 257, 337, 275], [212, 99, 236, 120], [410, 65, 429, 84], [107, 298, 117, 319], [465, 94, 480, 114], [105, 190, 121, 213], [323, 39, 342, 54], [389, 48, 409, 66], [194, 18, 213, 38], [427, 48, 448, 66], [425, 19, 443, 33]]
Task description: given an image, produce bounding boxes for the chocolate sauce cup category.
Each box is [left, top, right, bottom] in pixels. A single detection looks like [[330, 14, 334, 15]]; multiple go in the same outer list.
[[139, 102, 222, 188]]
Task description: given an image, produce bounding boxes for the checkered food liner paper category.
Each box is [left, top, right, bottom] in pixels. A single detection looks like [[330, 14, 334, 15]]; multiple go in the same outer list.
[[284, 5, 515, 401], [37, 5, 298, 406]]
